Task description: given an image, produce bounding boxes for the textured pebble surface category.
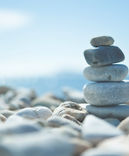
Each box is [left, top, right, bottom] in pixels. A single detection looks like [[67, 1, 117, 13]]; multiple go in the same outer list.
[[83, 64, 128, 82], [83, 81, 129, 106], [90, 36, 114, 47], [85, 104, 129, 120], [84, 46, 125, 67]]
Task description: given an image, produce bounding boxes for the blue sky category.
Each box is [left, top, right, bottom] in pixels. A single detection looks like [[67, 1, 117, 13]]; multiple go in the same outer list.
[[0, 0, 129, 77]]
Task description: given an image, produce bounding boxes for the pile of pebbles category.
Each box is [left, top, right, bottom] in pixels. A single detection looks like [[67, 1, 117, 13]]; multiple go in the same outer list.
[[83, 36, 129, 125], [1, 36, 129, 155]]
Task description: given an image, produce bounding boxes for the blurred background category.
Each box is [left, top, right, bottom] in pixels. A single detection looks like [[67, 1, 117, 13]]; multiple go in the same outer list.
[[0, 0, 129, 95]]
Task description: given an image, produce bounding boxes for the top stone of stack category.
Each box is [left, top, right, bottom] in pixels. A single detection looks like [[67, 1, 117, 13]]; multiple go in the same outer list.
[[84, 36, 125, 67], [90, 36, 114, 47]]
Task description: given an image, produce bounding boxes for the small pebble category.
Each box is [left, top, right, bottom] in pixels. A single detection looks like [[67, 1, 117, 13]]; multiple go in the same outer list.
[[90, 36, 114, 47], [53, 101, 87, 122], [15, 106, 52, 120]]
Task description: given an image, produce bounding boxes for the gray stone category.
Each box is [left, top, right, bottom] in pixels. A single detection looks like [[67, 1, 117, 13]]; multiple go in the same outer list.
[[0, 132, 77, 156], [51, 126, 80, 138], [4, 90, 16, 103], [0, 86, 14, 95], [62, 114, 81, 125], [32, 93, 62, 111], [0, 98, 9, 110], [118, 117, 129, 134], [82, 115, 123, 144], [17, 88, 37, 100], [0, 110, 14, 118], [15, 107, 52, 120], [0, 121, 41, 135], [9, 94, 31, 110], [53, 101, 87, 122], [83, 64, 128, 82], [63, 87, 85, 103], [104, 118, 120, 126], [71, 138, 92, 156], [90, 36, 114, 47], [0, 114, 6, 122], [85, 104, 129, 120], [83, 81, 129, 106], [81, 136, 129, 156], [84, 46, 125, 66], [6, 115, 27, 123], [47, 116, 81, 132]]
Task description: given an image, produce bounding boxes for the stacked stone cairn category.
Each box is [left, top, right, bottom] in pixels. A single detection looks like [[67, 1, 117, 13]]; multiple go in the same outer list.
[[83, 36, 129, 124]]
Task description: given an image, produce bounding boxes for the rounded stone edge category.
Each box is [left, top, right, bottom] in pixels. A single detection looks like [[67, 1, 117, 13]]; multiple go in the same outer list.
[[83, 46, 125, 67], [83, 64, 128, 82], [90, 36, 114, 47], [83, 82, 129, 106]]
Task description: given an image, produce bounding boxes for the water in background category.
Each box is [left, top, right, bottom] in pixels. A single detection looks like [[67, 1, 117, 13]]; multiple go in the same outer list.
[[0, 72, 128, 97], [0, 72, 89, 96]]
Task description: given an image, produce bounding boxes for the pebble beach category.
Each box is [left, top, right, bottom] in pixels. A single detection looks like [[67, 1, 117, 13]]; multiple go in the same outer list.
[[0, 36, 129, 156]]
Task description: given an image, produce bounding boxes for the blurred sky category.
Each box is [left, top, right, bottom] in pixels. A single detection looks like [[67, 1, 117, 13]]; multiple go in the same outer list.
[[0, 0, 129, 77]]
